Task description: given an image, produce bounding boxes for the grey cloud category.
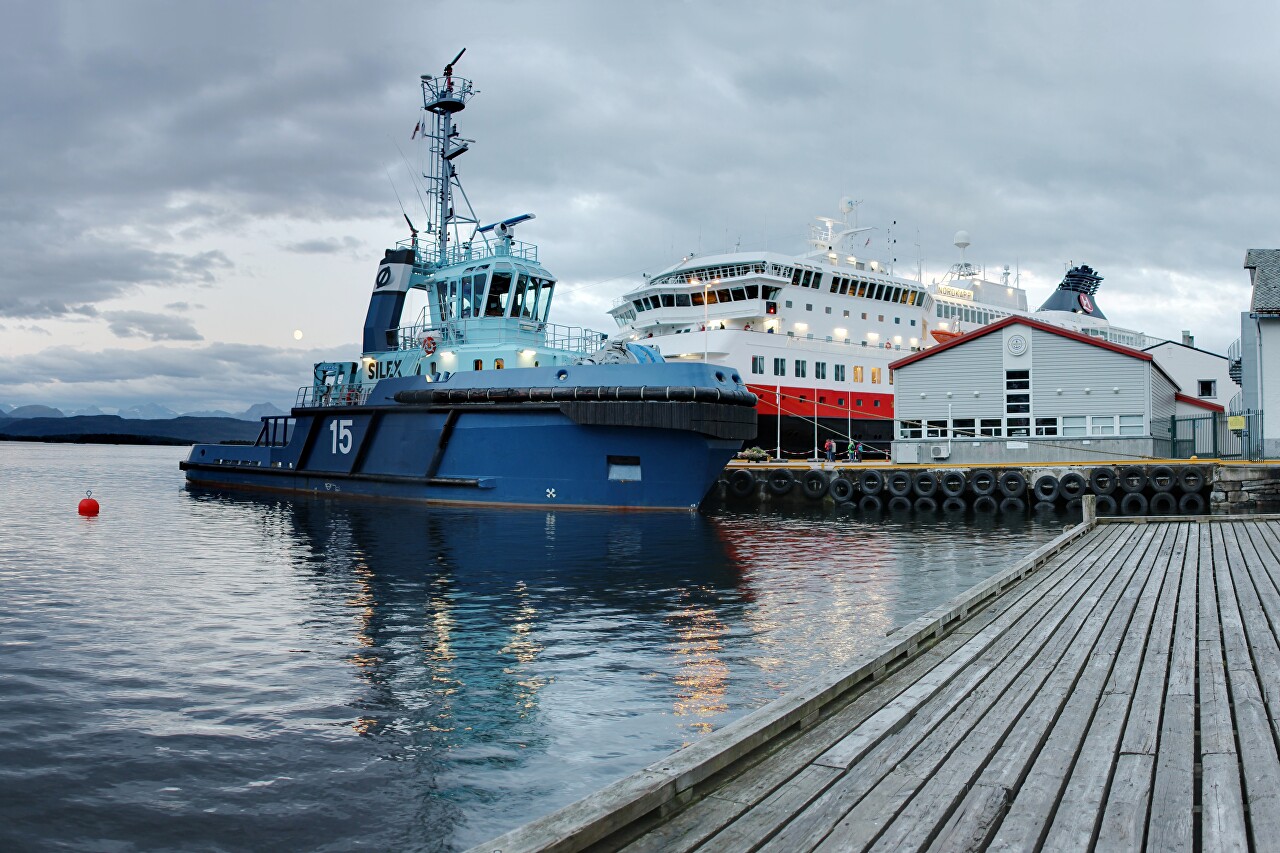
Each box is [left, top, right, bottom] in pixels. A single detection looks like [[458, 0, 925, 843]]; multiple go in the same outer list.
[[282, 236, 362, 255], [103, 310, 204, 341]]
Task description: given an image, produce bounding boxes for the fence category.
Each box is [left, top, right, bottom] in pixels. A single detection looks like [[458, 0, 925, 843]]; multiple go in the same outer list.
[[1165, 410, 1266, 460]]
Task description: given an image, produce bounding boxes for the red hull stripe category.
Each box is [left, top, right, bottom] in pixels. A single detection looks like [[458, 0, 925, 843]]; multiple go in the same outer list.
[[747, 383, 895, 419]]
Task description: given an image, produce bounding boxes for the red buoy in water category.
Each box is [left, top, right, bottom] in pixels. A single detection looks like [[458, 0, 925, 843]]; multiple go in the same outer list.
[[78, 490, 99, 517]]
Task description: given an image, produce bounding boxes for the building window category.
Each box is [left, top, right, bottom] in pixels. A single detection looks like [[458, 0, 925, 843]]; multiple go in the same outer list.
[[1198, 380, 1216, 397], [834, 364, 846, 382], [1006, 369, 1031, 433], [815, 362, 827, 380], [1007, 418, 1031, 437], [1062, 416, 1087, 437], [751, 355, 764, 375], [1035, 417, 1058, 436], [953, 418, 976, 438], [795, 360, 807, 378], [1090, 415, 1116, 435], [900, 421, 922, 439], [979, 418, 1003, 437], [1119, 414, 1144, 436], [853, 366, 865, 383], [871, 368, 882, 384], [926, 420, 948, 438], [773, 357, 786, 376]]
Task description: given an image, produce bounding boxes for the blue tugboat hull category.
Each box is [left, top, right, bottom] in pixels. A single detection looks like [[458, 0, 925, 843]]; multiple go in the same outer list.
[[182, 365, 755, 510]]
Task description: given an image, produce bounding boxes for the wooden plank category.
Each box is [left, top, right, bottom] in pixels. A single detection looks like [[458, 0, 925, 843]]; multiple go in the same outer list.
[[1199, 523, 1248, 853], [1146, 521, 1200, 853], [1038, 525, 1181, 851], [976, 525, 1173, 853], [1093, 753, 1156, 853], [924, 526, 1159, 853], [824, 525, 1161, 852], [622, 527, 1122, 853], [1216, 523, 1280, 846], [754, 526, 1143, 853]]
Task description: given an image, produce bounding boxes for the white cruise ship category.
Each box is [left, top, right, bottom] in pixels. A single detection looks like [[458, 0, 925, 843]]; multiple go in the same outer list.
[[607, 204, 1155, 455]]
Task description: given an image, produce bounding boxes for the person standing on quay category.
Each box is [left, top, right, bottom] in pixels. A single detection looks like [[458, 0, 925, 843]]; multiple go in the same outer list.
[[824, 438, 835, 463]]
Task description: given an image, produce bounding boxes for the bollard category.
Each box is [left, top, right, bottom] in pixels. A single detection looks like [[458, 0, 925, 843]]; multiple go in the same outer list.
[[1082, 494, 1097, 525]]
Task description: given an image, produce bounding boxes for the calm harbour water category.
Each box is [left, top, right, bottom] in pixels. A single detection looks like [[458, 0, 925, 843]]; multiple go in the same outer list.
[[0, 442, 1075, 852]]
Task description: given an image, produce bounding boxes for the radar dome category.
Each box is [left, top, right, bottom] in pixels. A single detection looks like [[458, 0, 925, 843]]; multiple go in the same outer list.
[[953, 231, 971, 250]]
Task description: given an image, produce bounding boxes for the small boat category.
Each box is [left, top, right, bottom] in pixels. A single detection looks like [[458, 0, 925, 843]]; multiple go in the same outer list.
[[181, 52, 755, 510]]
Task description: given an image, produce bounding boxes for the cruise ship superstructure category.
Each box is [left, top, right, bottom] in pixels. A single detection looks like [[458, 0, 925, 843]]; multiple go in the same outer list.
[[608, 205, 1155, 455]]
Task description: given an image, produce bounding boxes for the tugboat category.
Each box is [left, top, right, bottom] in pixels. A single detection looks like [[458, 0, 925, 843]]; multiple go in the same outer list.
[[181, 52, 756, 510]]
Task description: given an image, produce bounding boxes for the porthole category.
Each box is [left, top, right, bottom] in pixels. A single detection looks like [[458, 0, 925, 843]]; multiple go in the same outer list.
[[556, 369, 569, 382]]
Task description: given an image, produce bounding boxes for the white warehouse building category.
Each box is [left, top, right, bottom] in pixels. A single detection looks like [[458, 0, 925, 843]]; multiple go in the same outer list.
[[889, 316, 1194, 465]]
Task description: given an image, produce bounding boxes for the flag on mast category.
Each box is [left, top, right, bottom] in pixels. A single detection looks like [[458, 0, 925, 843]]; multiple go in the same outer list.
[[411, 121, 421, 139]]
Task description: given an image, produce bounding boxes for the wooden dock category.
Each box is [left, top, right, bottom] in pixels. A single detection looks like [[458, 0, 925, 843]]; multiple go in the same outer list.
[[471, 516, 1280, 853]]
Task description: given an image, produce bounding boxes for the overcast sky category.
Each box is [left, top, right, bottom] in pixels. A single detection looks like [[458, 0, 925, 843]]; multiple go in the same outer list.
[[2, 0, 1275, 412]]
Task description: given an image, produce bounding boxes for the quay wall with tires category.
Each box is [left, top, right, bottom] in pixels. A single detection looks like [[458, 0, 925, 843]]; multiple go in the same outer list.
[[713, 462, 1276, 516]]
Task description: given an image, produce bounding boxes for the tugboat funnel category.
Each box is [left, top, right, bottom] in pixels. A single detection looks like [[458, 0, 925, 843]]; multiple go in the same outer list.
[[363, 248, 416, 352]]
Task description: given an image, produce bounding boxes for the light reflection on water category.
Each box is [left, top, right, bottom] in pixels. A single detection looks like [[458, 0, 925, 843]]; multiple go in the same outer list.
[[0, 444, 1074, 851]]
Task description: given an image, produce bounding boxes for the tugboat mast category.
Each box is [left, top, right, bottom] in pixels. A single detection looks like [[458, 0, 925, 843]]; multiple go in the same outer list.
[[420, 48, 478, 268]]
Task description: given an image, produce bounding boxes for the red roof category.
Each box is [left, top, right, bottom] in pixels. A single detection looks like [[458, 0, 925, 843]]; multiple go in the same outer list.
[[1175, 393, 1225, 413], [890, 315, 1157, 371]]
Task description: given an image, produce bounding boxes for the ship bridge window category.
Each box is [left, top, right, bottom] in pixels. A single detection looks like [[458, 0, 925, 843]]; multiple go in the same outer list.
[[661, 293, 674, 307], [731, 287, 746, 301], [486, 271, 513, 317], [745, 284, 759, 299], [509, 273, 537, 318], [675, 293, 691, 307], [705, 290, 719, 305], [717, 288, 731, 303]]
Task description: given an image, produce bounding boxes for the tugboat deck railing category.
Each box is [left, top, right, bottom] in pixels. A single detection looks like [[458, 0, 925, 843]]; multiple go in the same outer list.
[[392, 318, 607, 355], [295, 385, 374, 408], [397, 237, 539, 268]]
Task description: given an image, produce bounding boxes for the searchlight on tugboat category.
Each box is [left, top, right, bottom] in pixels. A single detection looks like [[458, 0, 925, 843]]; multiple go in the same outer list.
[[181, 53, 756, 510]]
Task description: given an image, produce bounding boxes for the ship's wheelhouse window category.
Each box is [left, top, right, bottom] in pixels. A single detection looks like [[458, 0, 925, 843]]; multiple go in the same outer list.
[[705, 290, 719, 305], [801, 270, 813, 288], [717, 288, 731, 303], [792, 268, 803, 286], [509, 273, 533, 318], [633, 299, 645, 312], [731, 287, 746, 301], [745, 285, 759, 299], [830, 279, 840, 294], [486, 271, 513, 317], [691, 291, 704, 307], [675, 293, 691, 307], [812, 273, 823, 289], [661, 293, 675, 307]]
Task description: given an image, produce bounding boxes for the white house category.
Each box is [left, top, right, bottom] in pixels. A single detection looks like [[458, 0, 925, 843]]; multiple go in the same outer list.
[[889, 315, 1180, 464], [1143, 334, 1238, 415], [1239, 249, 1280, 457]]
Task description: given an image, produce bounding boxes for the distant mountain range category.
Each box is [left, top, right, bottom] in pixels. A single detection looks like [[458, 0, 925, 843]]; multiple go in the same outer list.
[[0, 402, 288, 445], [0, 402, 286, 421]]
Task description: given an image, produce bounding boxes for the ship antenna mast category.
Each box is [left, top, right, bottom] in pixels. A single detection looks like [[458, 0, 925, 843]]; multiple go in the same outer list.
[[420, 48, 478, 268]]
